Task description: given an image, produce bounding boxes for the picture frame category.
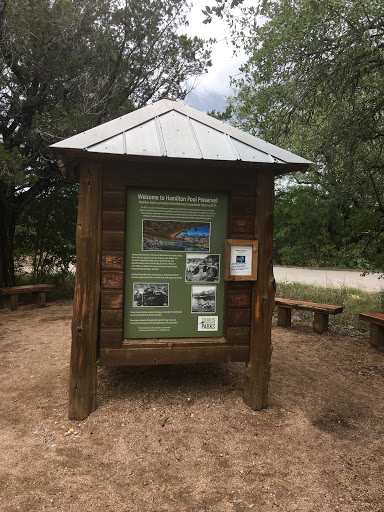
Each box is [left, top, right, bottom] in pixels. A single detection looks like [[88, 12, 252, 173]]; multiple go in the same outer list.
[[224, 239, 258, 281]]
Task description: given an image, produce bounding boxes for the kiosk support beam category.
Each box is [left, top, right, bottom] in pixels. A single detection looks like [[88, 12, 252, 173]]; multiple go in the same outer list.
[[69, 162, 102, 420], [243, 171, 275, 410]]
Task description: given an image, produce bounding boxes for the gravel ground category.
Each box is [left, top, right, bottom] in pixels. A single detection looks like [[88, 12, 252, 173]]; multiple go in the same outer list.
[[1, 301, 383, 512]]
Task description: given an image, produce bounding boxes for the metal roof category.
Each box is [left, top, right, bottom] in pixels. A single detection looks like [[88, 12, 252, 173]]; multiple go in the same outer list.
[[51, 99, 311, 171]]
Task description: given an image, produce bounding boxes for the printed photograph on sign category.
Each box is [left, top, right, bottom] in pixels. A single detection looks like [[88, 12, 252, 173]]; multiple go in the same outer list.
[[185, 254, 220, 283], [198, 316, 218, 332], [142, 219, 210, 252], [191, 285, 216, 313], [133, 283, 169, 307]]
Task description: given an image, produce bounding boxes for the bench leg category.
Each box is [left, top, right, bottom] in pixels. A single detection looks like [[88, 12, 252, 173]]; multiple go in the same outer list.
[[2, 295, 18, 310], [277, 307, 291, 327], [370, 324, 384, 350], [32, 291, 46, 307], [313, 312, 329, 333]]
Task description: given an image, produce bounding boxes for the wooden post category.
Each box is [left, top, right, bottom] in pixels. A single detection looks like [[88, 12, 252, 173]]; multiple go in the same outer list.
[[370, 324, 384, 349], [313, 312, 329, 333], [277, 307, 291, 327], [243, 171, 275, 410], [69, 161, 102, 420], [3, 295, 18, 310], [32, 291, 46, 307]]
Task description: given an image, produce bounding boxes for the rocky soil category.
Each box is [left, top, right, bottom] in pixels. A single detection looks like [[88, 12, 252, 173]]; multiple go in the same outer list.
[[1, 301, 383, 512]]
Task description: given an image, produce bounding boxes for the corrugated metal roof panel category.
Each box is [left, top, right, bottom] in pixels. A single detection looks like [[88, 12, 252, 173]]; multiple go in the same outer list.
[[190, 119, 237, 161], [231, 138, 282, 163], [124, 119, 163, 157], [158, 111, 202, 158], [52, 100, 173, 150], [171, 101, 311, 165], [87, 133, 125, 154], [50, 99, 312, 169]]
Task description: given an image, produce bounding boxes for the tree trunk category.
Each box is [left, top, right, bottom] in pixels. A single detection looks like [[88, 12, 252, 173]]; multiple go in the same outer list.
[[0, 197, 16, 287]]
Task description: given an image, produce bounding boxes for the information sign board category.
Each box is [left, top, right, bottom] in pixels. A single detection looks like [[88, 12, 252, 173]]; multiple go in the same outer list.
[[124, 189, 228, 338]]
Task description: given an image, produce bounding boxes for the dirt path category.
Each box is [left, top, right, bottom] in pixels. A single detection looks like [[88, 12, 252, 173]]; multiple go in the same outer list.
[[274, 266, 383, 292], [1, 301, 384, 512]]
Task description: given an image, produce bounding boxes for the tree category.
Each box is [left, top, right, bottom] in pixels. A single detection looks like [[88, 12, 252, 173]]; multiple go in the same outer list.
[[208, 0, 384, 273], [0, 0, 212, 286], [274, 185, 336, 267], [273, 183, 372, 268], [14, 178, 78, 281]]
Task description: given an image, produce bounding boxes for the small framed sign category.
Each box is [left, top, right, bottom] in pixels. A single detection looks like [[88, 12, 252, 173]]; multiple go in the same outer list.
[[224, 239, 258, 281]]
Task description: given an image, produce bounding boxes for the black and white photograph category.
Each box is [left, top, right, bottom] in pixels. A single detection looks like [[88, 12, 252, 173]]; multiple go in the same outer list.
[[185, 254, 220, 282], [133, 283, 169, 307], [191, 285, 216, 313]]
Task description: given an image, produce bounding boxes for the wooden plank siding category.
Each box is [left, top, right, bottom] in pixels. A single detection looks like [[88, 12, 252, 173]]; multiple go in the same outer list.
[[102, 271, 124, 288], [99, 160, 257, 360], [103, 211, 125, 230], [102, 230, 125, 252], [99, 345, 249, 366], [100, 187, 126, 348]]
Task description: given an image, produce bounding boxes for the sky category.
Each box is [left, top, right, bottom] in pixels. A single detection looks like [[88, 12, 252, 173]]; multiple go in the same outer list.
[[182, 0, 248, 113]]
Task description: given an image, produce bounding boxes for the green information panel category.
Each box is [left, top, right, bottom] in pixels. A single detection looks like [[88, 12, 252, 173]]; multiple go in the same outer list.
[[124, 189, 228, 339]]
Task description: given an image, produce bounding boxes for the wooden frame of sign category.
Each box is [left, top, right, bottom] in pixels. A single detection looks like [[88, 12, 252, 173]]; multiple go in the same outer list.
[[224, 239, 259, 281]]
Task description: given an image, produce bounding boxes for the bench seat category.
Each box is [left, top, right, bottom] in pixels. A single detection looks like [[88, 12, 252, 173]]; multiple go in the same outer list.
[[275, 297, 343, 333], [359, 313, 384, 349], [0, 284, 56, 310]]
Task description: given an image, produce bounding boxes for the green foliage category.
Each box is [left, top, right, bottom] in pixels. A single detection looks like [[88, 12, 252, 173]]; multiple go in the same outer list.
[[273, 182, 380, 269], [207, 104, 234, 122], [1, 0, 212, 179], [0, 144, 27, 185], [202, 0, 243, 23], [276, 281, 383, 329], [14, 179, 78, 281], [0, 0, 212, 285], [221, 0, 384, 274], [274, 185, 338, 267]]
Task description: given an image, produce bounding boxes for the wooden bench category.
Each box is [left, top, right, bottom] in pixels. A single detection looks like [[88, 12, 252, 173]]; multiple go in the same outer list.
[[0, 284, 56, 310], [275, 297, 343, 333], [359, 313, 384, 349]]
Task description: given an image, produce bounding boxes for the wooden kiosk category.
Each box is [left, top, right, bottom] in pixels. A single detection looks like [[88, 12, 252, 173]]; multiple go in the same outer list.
[[51, 99, 311, 420]]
